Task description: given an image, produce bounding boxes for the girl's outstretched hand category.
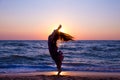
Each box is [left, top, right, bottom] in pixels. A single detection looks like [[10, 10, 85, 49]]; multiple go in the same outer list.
[[57, 24, 62, 31]]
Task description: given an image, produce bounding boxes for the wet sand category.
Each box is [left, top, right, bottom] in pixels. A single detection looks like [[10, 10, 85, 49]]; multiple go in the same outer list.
[[0, 71, 120, 80]]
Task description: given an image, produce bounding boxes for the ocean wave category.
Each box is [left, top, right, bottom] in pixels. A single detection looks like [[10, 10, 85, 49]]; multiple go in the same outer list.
[[2, 42, 28, 47], [0, 40, 120, 73]]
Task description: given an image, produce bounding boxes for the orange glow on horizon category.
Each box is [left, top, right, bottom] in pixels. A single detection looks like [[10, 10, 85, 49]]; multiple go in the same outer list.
[[0, 23, 119, 40]]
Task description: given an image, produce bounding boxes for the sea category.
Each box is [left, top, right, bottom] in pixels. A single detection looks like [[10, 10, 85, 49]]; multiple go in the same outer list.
[[0, 40, 120, 73]]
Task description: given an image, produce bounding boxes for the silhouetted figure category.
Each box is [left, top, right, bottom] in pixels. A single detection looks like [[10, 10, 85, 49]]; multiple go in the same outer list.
[[48, 25, 73, 75]]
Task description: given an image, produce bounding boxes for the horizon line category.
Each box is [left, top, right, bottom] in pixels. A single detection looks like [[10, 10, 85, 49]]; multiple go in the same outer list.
[[0, 39, 119, 41]]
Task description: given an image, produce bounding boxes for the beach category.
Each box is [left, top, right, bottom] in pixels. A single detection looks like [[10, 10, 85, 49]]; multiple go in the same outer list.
[[0, 71, 120, 80]]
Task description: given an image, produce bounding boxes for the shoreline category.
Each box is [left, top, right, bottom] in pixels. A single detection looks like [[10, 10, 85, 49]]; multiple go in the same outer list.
[[0, 71, 120, 80], [0, 71, 120, 77]]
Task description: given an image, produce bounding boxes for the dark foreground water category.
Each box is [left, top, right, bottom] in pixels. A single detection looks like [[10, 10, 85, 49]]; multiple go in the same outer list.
[[0, 40, 120, 73]]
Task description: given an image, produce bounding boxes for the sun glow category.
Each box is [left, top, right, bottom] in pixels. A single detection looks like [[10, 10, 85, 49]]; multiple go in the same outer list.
[[50, 25, 68, 33], [51, 71, 68, 75], [59, 28, 66, 33]]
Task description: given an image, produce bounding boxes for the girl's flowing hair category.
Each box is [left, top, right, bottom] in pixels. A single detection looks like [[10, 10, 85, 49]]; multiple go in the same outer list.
[[58, 32, 74, 42]]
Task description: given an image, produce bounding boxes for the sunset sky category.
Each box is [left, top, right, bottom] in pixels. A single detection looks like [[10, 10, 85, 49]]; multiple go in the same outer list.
[[0, 0, 120, 40]]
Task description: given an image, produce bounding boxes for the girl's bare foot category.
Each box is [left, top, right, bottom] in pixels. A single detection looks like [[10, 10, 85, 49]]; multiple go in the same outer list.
[[57, 69, 61, 76]]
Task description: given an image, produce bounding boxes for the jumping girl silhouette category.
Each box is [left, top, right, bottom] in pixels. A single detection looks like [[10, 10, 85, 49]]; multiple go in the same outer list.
[[48, 25, 73, 75]]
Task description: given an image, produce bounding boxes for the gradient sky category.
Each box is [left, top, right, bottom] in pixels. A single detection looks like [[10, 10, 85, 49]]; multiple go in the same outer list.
[[0, 0, 120, 40]]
